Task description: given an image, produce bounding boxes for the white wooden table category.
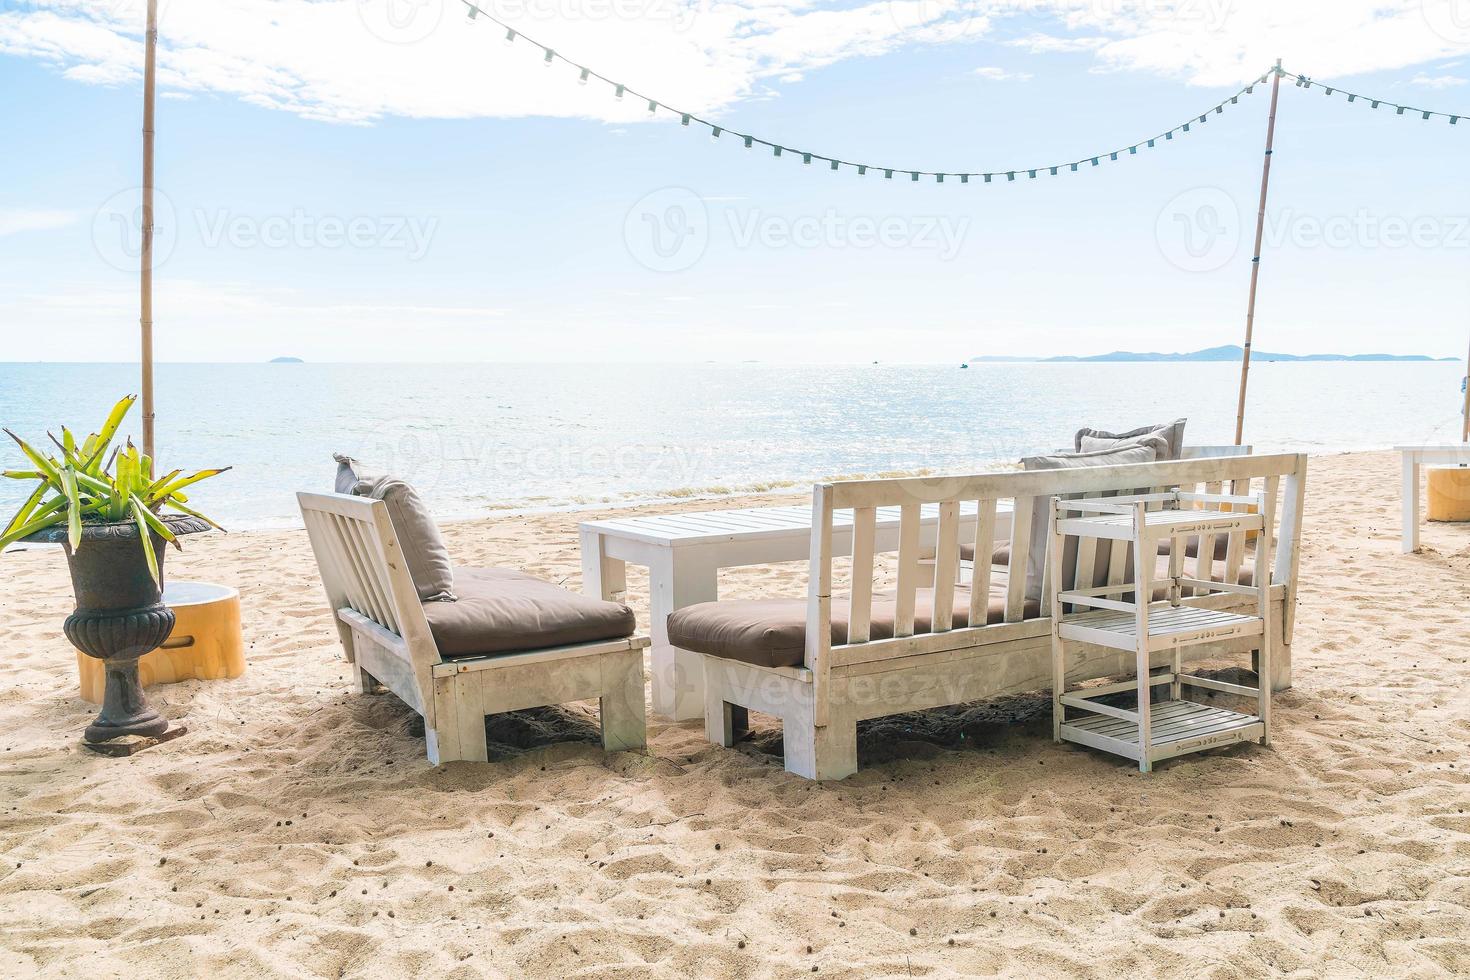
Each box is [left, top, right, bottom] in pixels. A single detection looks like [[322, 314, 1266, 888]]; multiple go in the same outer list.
[[1398, 445, 1470, 552], [580, 501, 1013, 720]]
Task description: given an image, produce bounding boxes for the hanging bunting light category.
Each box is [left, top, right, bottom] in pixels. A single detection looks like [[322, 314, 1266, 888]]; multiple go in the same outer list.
[[445, 18, 1464, 189]]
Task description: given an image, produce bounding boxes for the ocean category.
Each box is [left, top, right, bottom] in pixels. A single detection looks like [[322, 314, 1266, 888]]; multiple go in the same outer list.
[[1, 360, 1464, 530]]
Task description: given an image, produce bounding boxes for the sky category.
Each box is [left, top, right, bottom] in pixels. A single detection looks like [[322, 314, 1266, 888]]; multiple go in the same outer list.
[[0, 0, 1468, 363]]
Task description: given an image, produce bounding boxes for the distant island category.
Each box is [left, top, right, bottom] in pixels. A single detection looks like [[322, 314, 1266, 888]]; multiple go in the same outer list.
[[970, 344, 1455, 363], [269, 356, 304, 363]]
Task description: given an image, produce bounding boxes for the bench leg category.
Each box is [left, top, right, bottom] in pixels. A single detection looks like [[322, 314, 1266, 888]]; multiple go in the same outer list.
[[356, 666, 378, 694], [425, 725, 462, 765], [600, 650, 647, 752], [706, 700, 749, 748], [702, 661, 749, 748], [1270, 640, 1292, 693], [784, 698, 857, 781], [425, 675, 483, 765]]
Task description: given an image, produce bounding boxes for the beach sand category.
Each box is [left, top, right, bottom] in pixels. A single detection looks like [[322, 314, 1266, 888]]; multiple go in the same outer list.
[[2, 450, 1468, 977]]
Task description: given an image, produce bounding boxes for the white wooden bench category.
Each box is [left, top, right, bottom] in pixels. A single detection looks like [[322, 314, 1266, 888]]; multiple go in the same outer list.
[[299, 491, 649, 764], [691, 453, 1307, 780]]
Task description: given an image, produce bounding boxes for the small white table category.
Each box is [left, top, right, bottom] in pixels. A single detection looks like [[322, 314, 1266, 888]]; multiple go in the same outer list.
[[1397, 445, 1470, 553], [580, 501, 1014, 720]]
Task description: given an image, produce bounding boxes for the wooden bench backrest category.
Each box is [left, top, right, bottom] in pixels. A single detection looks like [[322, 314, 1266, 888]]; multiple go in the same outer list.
[[803, 453, 1307, 722], [297, 491, 440, 673]]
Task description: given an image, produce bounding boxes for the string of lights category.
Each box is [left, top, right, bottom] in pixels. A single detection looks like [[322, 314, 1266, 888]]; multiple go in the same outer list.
[[1283, 67, 1464, 124], [455, 2, 1467, 183], [458, 0, 1273, 183]]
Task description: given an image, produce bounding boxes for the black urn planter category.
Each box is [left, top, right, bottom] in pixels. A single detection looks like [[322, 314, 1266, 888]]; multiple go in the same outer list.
[[27, 514, 209, 743]]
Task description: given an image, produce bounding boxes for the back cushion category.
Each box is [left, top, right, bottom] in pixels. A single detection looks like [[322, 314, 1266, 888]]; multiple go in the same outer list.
[[333, 454, 457, 603], [1075, 418, 1186, 460], [1017, 441, 1161, 601]]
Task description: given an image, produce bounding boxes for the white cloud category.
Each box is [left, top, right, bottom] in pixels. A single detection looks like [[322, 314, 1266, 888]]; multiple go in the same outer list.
[[972, 65, 1031, 80], [0, 209, 79, 237], [1006, 32, 1106, 54], [0, 1, 1467, 126], [1411, 71, 1468, 88]]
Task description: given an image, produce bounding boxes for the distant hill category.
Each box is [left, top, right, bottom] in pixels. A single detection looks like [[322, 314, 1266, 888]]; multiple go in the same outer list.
[[971, 345, 1454, 363], [269, 356, 304, 363]]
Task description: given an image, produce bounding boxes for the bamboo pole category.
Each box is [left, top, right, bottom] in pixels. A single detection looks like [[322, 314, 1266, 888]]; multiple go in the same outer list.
[[140, 0, 158, 467], [1234, 60, 1283, 446]]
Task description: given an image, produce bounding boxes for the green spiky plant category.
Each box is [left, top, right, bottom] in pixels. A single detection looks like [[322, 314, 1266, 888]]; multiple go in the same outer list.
[[2, 395, 228, 584]]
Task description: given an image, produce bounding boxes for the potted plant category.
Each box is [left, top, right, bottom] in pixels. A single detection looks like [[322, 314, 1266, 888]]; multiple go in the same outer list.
[[2, 395, 227, 746]]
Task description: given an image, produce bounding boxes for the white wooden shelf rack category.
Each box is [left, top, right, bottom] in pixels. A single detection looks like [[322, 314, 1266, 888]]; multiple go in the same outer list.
[[1049, 489, 1273, 772]]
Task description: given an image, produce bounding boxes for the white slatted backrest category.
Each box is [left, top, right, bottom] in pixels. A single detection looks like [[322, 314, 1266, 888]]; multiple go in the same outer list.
[[298, 491, 439, 666], [818, 452, 1306, 658]]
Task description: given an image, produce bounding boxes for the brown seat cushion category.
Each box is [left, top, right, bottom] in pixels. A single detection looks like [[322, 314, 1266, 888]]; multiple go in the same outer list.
[[960, 542, 1008, 564], [425, 566, 635, 658], [666, 580, 1041, 670]]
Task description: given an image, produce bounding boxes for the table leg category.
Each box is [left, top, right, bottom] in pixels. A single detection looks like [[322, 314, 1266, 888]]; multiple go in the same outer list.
[[1402, 455, 1421, 554], [580, 528, 627, 600], [648, 549, 717, 721]]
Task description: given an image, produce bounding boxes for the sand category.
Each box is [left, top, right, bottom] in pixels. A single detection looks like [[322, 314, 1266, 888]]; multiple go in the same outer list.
[[2, 450, 1469, 978]]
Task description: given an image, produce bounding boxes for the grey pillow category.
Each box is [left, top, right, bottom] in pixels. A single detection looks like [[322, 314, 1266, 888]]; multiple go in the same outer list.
[[333, 452, 375, 495], [1075, 418, 1186, 460], [332, 454, 456, 603], [1017, 442, 1161, 601]]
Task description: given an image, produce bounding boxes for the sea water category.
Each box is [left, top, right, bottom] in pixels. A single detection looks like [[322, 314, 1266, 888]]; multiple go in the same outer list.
[[0, 360, 1462, 529]]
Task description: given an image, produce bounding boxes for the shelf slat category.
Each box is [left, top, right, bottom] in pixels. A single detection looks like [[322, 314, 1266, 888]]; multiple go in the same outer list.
[[1058, 604, 1263, 652], [1057, 508, 1262, 542], [1060, 700, 1263, 763]]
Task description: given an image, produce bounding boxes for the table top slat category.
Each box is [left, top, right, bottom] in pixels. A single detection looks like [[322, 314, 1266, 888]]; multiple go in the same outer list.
[[582, 499, 1010, 547]]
